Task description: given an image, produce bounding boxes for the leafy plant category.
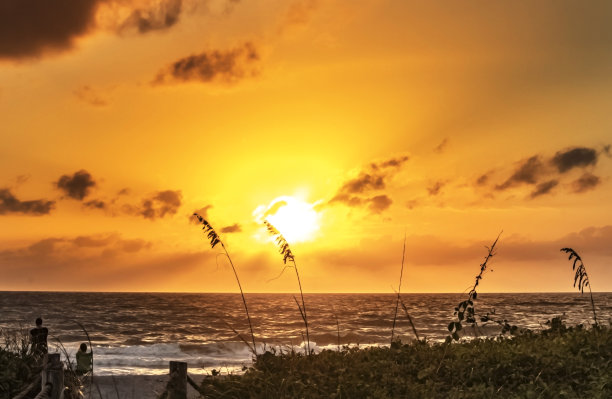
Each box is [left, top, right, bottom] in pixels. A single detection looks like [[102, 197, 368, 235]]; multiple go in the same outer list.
[[194, 213, 257, 355], [447, 232, 501, 342], [560, 247, 598, 326], [264, 220, 311, 355]]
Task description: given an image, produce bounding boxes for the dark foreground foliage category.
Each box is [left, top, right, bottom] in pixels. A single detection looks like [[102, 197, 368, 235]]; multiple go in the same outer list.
[[0, 330, 37, 398], [199, 322, 612, 399]]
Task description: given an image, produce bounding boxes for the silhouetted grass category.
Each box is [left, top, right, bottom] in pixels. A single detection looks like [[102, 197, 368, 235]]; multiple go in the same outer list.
[[390, 231, 407, 344], [264, 220, 311, 355], [194, 213, 257, 355], [561, 247, 598, 326]]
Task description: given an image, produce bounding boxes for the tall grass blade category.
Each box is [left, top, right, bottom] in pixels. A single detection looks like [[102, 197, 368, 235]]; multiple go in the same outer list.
[[391, 231, 407, 344], [399, 298, 420, 341], [194, 213, 257, 355]]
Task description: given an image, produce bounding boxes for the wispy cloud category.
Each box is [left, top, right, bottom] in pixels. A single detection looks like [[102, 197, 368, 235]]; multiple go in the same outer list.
[[74, 85, 108, 107], [119, 0, 182, 34], [220, 223, 242, 233]]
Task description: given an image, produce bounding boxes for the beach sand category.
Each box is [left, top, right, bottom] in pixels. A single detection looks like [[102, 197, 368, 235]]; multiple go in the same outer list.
[[89, 374, 205, 399]]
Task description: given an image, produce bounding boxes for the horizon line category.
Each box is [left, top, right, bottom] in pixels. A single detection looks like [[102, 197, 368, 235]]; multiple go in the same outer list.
[[1, 290, 610, 294]]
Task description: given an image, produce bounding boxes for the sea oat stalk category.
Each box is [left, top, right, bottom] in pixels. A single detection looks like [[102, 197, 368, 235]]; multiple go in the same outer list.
[[264, 220, 311, 355], [194, 213, 257, 355], [560, 248, 597, 326]]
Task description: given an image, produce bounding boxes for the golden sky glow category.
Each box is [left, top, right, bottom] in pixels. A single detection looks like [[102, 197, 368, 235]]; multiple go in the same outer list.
[[1, 1, 612, 293]]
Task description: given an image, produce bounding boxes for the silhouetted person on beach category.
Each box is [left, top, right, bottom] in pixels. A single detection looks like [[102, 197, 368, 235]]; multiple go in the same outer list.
[[30, 317, 48, 359], [76, 343, 93, 375]]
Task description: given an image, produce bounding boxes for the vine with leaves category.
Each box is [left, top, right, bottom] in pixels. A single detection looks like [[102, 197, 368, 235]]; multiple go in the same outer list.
[[447, 232, 503, 342]]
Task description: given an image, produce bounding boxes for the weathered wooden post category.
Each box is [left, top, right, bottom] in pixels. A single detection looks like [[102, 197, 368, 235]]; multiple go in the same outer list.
[[167, 361, 187, 399], [47, 353, 64, 399]]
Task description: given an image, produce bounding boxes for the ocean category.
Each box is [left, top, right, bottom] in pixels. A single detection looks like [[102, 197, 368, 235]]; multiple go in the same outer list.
[[1, 292, 610, 376]]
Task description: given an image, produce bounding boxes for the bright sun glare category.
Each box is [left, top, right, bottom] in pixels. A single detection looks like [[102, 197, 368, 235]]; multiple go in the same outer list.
[[254, 196, 321, 243]]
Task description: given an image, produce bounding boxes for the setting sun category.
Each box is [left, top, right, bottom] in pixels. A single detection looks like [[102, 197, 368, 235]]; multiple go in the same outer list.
[[253, 196, 321, 243]]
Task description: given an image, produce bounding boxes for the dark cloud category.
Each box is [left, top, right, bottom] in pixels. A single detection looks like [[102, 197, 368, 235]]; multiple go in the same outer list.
[[530, 180, 558, 198], [551, 147, 598, 173], [0, 188, 55, 216], [73, 85, 108, 107], [367, 195, 392, 214], [427, 181, 445, 196], [152, 42, 260, 85], [0, 0, 102, 59], [84, 199, 106, 209], [56, 170, 96, 200], [484, 145, 607, 198], [329, 155, 408, 213], [496, 156, 544, 190], [572, 173, 601, 193], [433, 138, 449, 154], [220, 223, 242, 233], [119, 0, 182, 34], [141, 190, 182, 220]]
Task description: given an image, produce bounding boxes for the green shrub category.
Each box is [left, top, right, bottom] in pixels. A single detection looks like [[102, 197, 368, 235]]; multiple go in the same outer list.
[[199, 322, 612, 398]]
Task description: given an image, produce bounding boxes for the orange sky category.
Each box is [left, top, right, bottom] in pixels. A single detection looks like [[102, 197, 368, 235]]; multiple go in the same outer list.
[[1, 0, 611, 293]]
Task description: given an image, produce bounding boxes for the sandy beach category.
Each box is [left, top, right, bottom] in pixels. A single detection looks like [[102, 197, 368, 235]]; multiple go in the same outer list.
[[90, 375, 205, 399]]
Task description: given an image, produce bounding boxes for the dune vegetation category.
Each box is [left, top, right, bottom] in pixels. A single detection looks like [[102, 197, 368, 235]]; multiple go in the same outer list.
[[197, 320, 611, 398], [3, 225, 610, 399]]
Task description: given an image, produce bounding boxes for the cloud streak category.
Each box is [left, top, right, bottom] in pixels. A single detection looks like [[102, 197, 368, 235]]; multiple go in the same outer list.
[[551, 147, 598, 173], [220, 223, 242, 233], [153, 42, 260, 85], [486, 145, 608, 199], [0, 188, 55, 216]]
